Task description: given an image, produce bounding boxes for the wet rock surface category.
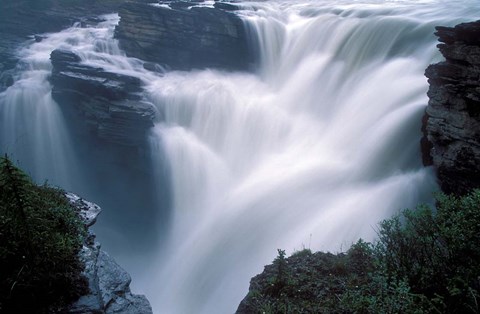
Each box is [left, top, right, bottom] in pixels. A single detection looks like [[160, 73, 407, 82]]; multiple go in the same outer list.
[[66, 193, 153, 314], [422, 20, 480, 195], [50, 49, 156, 147], [115, 0, 253, 71]]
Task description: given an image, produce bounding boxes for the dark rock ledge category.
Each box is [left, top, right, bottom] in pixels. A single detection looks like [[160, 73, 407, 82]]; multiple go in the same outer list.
[[421, 20, 480, 195], [66, 192, 153, 314], [115, 0, 253, 71], [50, 49, 156, 147]]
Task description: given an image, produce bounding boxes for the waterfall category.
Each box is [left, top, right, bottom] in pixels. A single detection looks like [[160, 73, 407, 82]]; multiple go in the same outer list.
[[0, 14, 135, 189], [0, 14, 164, 284], [146, 1, 476, 313], [0, 0, 477, 313], [0, 33, 79, 189]]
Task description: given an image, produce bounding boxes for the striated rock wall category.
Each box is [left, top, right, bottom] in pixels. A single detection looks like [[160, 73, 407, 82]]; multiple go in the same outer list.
[[66, 193, 153, 314], [422, 20, 480, 195], [115, 0, 253, 71], [50, 49, 156, 147]]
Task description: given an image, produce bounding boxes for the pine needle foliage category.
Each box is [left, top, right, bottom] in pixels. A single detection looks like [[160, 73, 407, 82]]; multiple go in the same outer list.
[[0, 155, 87, 313]]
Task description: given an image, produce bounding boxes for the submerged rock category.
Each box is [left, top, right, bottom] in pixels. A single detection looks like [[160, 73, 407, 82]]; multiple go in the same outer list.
[[66, 193, 153, 314], [422, 20, 480, 195], [115, 0, 253, 71]]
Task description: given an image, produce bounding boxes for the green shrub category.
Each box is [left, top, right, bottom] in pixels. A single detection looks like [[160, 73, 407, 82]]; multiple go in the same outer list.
[[290, 248, 312, 258], [0, 156, 87, 313], [375, 190, 480, 313]]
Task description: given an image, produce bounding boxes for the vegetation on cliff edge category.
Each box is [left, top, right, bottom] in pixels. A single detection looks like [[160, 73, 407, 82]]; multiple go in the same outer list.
[[0, 156, 87, 313], [237, 190, 480, 314]]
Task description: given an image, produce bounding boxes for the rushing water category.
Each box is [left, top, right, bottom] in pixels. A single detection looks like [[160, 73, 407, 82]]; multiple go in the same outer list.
[[0, 0, 478, 313]]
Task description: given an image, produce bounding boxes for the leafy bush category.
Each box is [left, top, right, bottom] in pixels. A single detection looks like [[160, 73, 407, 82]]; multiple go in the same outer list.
[[342, 190, 480, 313], [375, 190, 480, 313], [0, 156, 87, 313]]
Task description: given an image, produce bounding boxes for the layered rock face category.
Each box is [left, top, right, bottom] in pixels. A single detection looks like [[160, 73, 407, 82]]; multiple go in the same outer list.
[[66, 193, 153, 314], [115, 0, 253, 71], [50, 49, 156, 147], [422, 20, 480, 195]]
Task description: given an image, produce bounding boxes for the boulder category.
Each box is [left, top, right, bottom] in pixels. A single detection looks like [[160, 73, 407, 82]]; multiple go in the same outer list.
[[66, 193, 153, 314], [421, 20, 480, 195], [50, 49, 156, 147], [115, 0, 254, 71]]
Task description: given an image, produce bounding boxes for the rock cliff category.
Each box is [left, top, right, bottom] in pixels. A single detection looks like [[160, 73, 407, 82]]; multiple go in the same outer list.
[[422, 20, 480, 195], [50, 49, 156, 147], [66, 193, 153, 314], [115, 0, 253, 71]]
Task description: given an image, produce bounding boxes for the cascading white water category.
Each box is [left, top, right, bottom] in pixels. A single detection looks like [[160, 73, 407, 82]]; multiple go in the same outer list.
[[146, 1, 477, 313], [0, 14, 146, 189], [0, 13, 165, 286], [0, 34, 80, 188], [0, 1, 478, 313]]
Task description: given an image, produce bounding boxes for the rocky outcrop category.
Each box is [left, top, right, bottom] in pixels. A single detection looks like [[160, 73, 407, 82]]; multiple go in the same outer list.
[[66, 193, 153, 314], [115, 0, 253, 71], [422, 20, 480, 195], [236, 248, 374, 314], [50, 49, 156, 147]]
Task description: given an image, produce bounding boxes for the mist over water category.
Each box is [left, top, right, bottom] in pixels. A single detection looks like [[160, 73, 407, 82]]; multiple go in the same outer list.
[[148, 1, 476, 313], [0, 0, 478, 313], [0, 14, 164, 281]]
